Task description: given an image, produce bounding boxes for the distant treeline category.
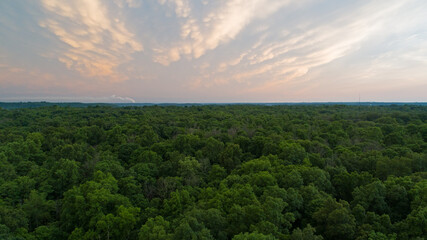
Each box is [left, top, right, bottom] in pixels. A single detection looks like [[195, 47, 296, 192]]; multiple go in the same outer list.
[[1, 101, 427, 110]]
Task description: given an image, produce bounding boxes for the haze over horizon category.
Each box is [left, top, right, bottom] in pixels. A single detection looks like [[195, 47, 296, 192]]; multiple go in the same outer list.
[[1, 0, 427, 103]]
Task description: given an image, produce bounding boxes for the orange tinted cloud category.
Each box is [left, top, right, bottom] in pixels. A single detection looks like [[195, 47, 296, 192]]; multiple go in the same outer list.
[[40, 0, 143, 82]]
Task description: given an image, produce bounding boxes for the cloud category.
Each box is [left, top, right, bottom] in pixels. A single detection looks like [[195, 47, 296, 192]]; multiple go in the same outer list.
[[2, 0, 427, 102], [0, 64, 61, 92], [154, 0, 292, 65], [40, 0, 143, 82], [158, 0, 191, 18], [122, 0, 142, 8], [112, 0, 142, 8], [0, 95, 138, 103], [191, 0, 412, 92], [110, 94, 136, 103]]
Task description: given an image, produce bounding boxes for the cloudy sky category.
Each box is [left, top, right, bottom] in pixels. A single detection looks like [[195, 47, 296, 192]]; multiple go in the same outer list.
[[1, 0, 426, 103]]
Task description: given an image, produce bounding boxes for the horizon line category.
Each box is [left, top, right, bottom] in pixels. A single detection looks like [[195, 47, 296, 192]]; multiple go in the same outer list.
[[1, 101, 427, 104]]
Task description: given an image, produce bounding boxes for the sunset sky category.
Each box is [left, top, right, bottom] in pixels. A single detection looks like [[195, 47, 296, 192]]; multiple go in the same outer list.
[[1, 0, 426, 103]]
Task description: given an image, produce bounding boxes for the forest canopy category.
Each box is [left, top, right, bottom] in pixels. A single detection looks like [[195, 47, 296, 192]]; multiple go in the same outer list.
[[0, 104, 426, 239]]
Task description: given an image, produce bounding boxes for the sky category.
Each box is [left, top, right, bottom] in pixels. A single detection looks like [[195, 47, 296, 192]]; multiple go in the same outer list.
[[0, 0, 426, 103]]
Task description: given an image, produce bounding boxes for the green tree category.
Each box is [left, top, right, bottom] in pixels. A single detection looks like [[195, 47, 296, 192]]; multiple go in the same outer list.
[[232, 232, 276, 240], [22, 190, 54, 230], [289, 224, 324, 240], [352, 181, 389, 215], [220, 143, 242, 172], [94, 205, 140, 240], [313, 198, 356, 240], [49, 158, 80, 198], [139, 216, 173, 240], [173, 216, 214, 240], [178, 157, 201, 186], [60, 171, 132, 233], [279, 142, 307, 164]]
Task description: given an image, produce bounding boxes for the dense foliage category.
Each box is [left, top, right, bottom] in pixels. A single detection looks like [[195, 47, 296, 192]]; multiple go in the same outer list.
[[0, 105, 426, 240]]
